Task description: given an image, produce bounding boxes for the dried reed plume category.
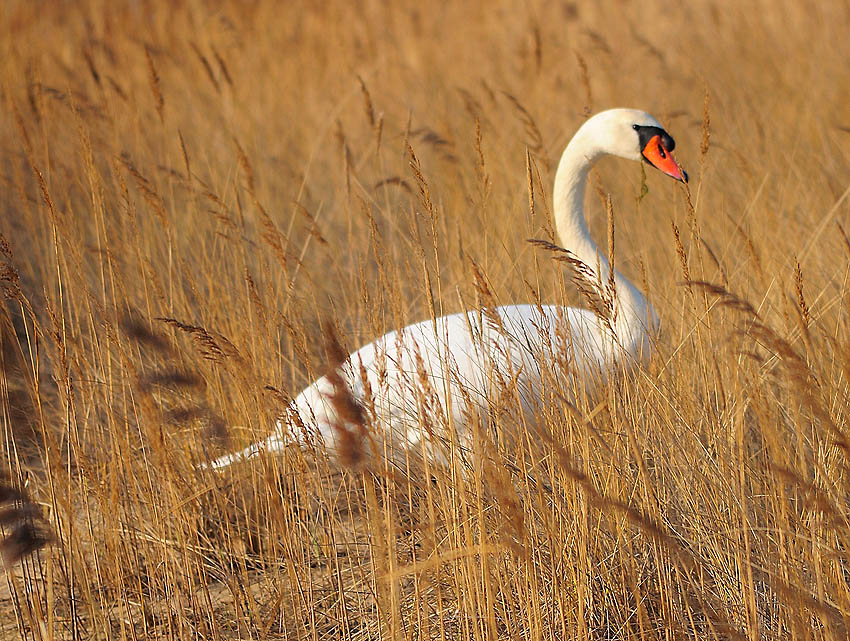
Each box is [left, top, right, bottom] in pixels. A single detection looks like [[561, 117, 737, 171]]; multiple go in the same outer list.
[[700, 86, 711, 160], [529, 238, 616, 333], [322, 322, 370, 470], [144, 45, 164, 123]]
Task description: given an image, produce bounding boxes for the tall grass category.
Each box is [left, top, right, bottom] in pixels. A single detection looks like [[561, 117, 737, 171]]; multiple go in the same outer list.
[[2, 0, 850, 638]]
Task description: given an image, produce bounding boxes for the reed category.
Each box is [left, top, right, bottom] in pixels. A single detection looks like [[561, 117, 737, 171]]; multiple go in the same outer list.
[[2, 1, 850, 639]]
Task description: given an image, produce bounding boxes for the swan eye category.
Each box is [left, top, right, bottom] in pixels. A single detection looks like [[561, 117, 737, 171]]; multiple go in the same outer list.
[[632, 124, 639, 130]]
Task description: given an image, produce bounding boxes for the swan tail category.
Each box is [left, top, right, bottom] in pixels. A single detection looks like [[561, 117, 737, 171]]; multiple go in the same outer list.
[[200, 379, 340, 470], [200, 431, 287, 470], [199, 416, 335, 470]]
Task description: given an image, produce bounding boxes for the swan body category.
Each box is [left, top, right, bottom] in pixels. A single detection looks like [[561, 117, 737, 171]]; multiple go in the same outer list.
[[207, 108, 686, 469]]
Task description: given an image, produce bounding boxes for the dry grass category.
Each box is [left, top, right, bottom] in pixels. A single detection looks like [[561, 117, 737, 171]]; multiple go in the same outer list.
[[2, 0, 850, 638]]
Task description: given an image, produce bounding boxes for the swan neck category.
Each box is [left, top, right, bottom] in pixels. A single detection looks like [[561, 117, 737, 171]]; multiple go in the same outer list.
[[553, 132, 598, 261], [552, 127, 657, 346], [552, 130, 612, 284]]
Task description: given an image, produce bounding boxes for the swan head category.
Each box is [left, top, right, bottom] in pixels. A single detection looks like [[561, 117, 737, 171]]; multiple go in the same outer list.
[[580, 108, 688, 183]]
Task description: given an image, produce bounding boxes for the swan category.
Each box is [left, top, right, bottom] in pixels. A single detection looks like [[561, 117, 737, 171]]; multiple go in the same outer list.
[[206, 108, 687, 469]]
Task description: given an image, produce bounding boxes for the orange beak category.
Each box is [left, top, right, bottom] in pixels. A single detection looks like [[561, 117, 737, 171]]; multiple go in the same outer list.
[[642, 135, 688, 183]]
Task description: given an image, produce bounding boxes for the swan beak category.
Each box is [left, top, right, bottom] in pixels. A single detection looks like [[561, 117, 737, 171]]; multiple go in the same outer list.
[[642, 135, 688, 183]]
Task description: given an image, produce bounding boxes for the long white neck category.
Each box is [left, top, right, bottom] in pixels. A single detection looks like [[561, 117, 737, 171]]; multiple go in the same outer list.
[[552, 123, 658, 355]]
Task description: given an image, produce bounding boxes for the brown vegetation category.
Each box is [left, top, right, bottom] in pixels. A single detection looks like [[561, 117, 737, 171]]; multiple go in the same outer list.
[[2, 0, 850, 639]]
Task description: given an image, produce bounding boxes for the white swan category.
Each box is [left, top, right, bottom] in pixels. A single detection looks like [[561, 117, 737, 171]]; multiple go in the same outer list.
[[207, 108, 686, 469]]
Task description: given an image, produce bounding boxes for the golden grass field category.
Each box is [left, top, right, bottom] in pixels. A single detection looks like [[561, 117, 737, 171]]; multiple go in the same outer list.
[[2, 0, 850, 638]]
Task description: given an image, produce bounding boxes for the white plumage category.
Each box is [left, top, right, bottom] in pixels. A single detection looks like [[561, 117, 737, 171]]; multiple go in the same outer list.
[[207, 108, 686, 469]]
